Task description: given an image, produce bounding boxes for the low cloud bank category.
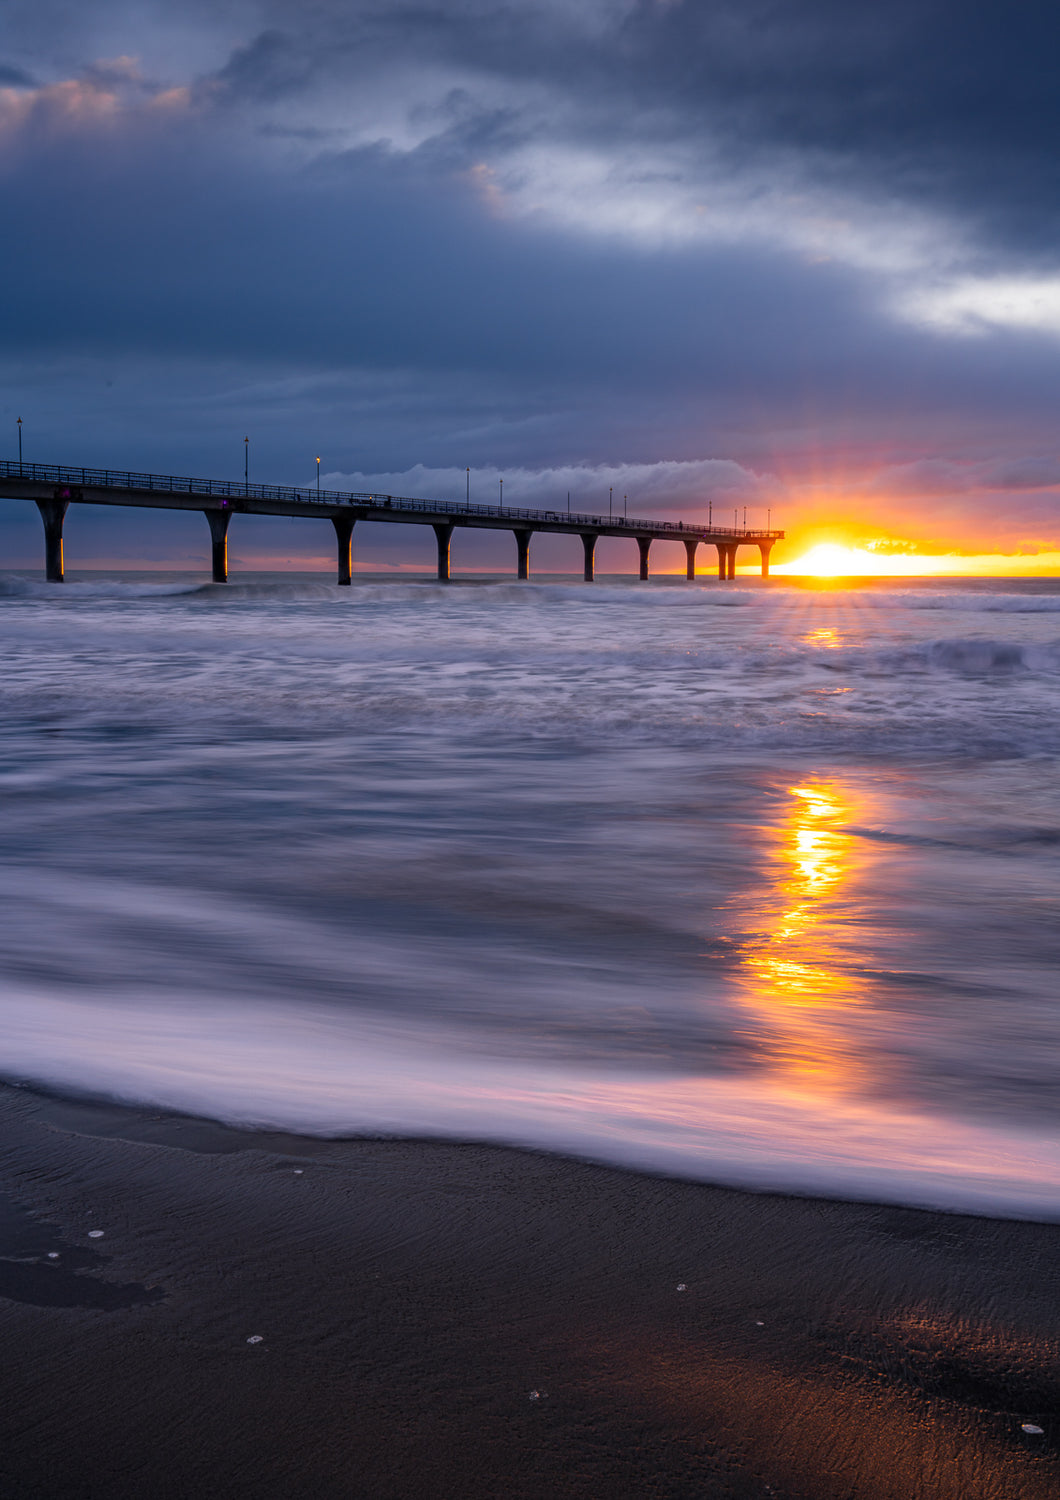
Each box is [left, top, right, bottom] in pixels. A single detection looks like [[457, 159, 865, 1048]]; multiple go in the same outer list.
[[323, 459, 779, 524]]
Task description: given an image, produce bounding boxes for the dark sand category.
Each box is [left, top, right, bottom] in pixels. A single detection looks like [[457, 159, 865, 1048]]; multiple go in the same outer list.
[[0, 1083, 1056, 1499]]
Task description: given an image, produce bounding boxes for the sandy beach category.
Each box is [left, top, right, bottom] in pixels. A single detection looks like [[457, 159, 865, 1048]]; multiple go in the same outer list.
[[0, 1083, 1054, 1499]]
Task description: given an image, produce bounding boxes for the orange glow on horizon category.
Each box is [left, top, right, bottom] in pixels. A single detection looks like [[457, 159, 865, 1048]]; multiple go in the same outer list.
[[756, 541, 1060, 578]]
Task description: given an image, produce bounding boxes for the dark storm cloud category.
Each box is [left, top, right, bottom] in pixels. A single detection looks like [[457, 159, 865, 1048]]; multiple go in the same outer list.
[[6, 96, 1053, 464], [192, 0, 1060, 259], [620, 0, 1060, 260], [10, 0, 1060, 257], [0, 128, 853, 380], [210, 27, 320, 102], [0, 62, 36, 86]]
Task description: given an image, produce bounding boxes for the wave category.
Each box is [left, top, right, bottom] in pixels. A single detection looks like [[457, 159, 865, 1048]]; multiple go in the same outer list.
[[868, 587, 1060, 613], [0, 573, 211, 600], [4, 569, 1060, 609], [2, 984, 1059, 1221], [837, 638, 1060, 676]]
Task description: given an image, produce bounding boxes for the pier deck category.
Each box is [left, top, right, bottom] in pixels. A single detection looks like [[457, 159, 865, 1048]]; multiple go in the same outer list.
[[0, 459, 783, 583]]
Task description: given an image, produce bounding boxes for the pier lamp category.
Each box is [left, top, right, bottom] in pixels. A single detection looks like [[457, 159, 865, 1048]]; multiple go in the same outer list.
[[609, 485, 613, 519], [316, 456, 320, 496], [499, 477, 503, 510], [244, 436, 249, 494], [17, 416, 22, 473], [624, 493, 627, 520]]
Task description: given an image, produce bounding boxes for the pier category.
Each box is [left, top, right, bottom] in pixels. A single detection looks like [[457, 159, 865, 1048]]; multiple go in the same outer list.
[[0, 460, 783, 584]]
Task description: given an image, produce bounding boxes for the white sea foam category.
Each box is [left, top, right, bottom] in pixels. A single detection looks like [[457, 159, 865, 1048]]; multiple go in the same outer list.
[[3, 984, 1060, 1219]]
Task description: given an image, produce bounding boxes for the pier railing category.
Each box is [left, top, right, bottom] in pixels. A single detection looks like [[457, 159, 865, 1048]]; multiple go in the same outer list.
[[0, 460, 782, 539]]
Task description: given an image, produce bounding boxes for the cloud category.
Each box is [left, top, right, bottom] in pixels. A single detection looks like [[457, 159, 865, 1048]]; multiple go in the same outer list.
[[863, 456, 1060, 497], [0, 63, 36, 87], [899, 276, 1060, 336], [151, 0, 1060, 272], [0, 54, 195, 147], [324, 458, 776, 518]]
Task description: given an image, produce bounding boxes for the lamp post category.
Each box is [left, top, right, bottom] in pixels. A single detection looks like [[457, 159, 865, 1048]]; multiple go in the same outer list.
[[466, 467, 470, 508], [567, 490, 570, 516], [609, 486, 613, 520], [708, 500, 712, 527], [743, 506, 747, 528], [767, 508, 771, 530], [244, 436, 249, 495], [16, 416, 22, 473], [623, 493, 627, 520], [316, 456, 321, 496], [499, 477, 503, 510]]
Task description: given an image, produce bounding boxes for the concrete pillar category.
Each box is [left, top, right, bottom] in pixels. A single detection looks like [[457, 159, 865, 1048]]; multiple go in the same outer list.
[[514, 528, 532, 581], [727, 545, 737, 581], [581, 532, 597, 582], [759, 542, 773, 578], [638, 536, 651, 580], [36, 497, 69, 582], [433, 523, 454, 582], [206, 508, 231, 583], [716, 543, 727, 580], [684, 538, 698, 581], [332, 514, 356, 585]]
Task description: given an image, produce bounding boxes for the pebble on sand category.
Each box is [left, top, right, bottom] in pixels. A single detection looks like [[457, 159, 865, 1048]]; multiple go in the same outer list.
[[87, 1231, 104, 1239], [1021, 1423, 1044, 1435], [246, 1336, 264, 1345]]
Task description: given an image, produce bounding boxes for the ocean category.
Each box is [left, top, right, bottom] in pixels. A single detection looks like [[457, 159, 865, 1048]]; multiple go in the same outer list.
[[1, 571, 1058, 1219]]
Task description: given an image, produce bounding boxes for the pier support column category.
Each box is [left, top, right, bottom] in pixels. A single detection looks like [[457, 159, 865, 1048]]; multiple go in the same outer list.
[[638, 537, 651, 580], [332, 514, 356, 585], [727, 545, 737, 580], [716, 543, 728, 580], [684, 538, 698, 581], [759, 542, 772, 578], [514, 528, 532, 581], [581, 532, 597, 582], [205, 508, 231, 583], [433, 523, 454, 582], [36, 497, 69, 582]]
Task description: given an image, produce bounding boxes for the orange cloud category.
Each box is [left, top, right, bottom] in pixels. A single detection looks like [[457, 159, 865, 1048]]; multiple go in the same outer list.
[[0, 59, 193, 145]]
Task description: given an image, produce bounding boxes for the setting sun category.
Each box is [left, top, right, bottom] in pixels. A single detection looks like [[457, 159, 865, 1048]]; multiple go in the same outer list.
[[763, 542, 1060, 577]]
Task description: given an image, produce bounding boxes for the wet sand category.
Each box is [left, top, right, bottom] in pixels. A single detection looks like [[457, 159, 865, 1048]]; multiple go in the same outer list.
[[0, 1082, 1056, 1500]]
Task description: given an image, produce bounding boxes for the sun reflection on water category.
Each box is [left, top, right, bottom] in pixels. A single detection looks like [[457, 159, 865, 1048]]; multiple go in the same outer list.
[[740, 781, 872, 1093], [800, 627, 842, 649]]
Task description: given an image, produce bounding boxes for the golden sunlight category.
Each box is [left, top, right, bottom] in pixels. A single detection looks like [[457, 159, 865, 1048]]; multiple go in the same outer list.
[[764, 542, 1060, 577], [736, 780, 872, 1092]]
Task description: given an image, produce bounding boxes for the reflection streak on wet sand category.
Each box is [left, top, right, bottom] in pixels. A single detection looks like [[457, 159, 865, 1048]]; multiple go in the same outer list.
[[741, 780, 873, 1093]]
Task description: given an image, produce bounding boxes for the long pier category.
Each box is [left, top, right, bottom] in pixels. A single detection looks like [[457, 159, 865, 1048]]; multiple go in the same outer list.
[[1, 459, 783, 584]]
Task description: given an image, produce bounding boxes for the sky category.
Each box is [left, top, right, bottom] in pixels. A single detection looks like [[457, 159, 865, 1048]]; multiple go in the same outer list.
[[1, 0, 1059, 574]]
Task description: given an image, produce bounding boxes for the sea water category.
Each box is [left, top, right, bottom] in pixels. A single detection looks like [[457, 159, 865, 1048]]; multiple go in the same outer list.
[[1, 571, 1058, 1217]]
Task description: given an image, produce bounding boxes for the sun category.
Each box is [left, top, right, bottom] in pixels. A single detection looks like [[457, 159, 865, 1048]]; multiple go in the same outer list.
[[765, 542, 1060, 578], [769, 543, 941, 577]]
